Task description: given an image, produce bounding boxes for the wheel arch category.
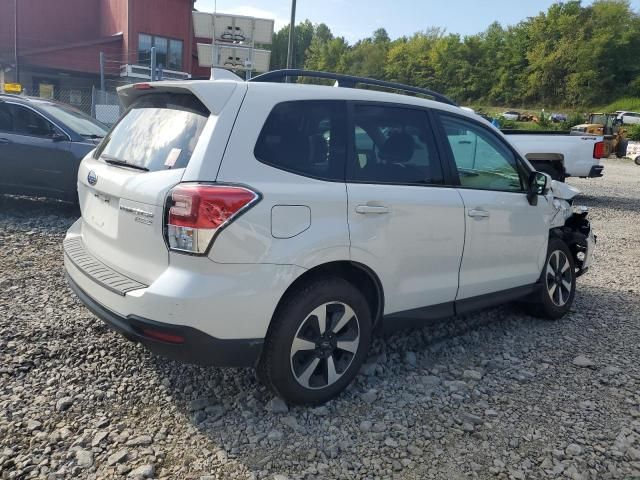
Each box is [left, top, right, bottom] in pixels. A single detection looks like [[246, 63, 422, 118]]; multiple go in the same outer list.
[[527, 154, 566, 179], [271, 260, 385, 330], [526, 152, 565, 163], [549, 223, 589, 271]]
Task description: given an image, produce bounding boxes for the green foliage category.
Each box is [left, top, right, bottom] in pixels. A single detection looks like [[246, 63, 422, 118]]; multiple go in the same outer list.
[[269, 20, 318, 70], [601, 97, 640, 112], [499, 118, 518, 129], [538, 111, 553, 129], [270, 1, 640, 107], [560, 112, 588, 130], [628, 124, 640, 141]]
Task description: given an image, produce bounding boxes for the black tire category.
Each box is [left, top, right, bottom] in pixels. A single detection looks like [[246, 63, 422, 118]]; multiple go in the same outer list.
[[529, 238, 576, 320], [635, 156, 640, 166], [535, 163, 564, 182], [258, 277, 372, 405], [616, 139, 628, 158]]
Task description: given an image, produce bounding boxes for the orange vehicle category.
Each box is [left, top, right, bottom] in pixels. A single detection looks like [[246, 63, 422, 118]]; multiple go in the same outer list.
[[571, 113, 628, 157]]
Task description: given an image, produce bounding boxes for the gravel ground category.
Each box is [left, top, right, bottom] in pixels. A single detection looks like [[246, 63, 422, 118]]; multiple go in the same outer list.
[[1, 158, 639, 480]]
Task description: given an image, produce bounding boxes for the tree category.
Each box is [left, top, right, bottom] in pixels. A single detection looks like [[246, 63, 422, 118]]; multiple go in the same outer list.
[[270, 20, 315, 70], [270, 1, 640, 106]]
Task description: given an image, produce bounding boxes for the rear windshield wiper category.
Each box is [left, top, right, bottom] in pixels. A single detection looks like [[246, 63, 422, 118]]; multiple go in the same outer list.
[[101, 154, 149, 172], [83, 134, 105, 139]]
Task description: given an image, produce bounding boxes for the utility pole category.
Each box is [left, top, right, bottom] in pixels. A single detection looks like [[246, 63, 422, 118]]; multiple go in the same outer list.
[[286, 0, 296, 70], [99, 52, 105, 92], [150, 46, 156, 81], [14, 0, 19, 83]]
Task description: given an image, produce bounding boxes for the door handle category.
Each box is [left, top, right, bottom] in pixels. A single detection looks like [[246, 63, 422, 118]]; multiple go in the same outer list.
[[468, 208, 490, 218], [355, 205, 389, 214], [458, 140, 473, 144], [0, 138, 10, 145]]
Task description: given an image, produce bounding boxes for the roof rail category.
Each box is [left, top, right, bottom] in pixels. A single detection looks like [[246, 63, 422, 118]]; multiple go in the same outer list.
[[248, 69, 458, 106]]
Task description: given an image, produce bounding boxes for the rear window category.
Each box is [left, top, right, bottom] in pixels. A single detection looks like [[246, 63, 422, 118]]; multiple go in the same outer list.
[[254, 101, 347, 181], [37, 102, 108, 138], [94, 93, 209, 171]]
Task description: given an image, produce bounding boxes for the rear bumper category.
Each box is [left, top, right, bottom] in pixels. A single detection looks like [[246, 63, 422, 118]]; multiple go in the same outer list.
[[588, 165, 604, 177], [66, 273, 263, 367]]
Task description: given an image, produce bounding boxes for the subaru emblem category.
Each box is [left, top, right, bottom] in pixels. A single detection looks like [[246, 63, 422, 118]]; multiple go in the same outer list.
[[87, 170, 98, 186]]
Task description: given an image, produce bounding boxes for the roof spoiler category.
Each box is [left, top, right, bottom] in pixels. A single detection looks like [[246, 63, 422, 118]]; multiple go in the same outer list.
[[210, 68, 244, 81]]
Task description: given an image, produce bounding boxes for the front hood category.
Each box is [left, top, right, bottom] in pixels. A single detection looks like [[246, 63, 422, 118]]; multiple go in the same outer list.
[[550, 180, 580, 200]]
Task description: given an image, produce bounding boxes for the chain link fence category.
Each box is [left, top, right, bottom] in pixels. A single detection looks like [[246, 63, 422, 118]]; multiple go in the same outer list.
[[22, 86, 123, 126]]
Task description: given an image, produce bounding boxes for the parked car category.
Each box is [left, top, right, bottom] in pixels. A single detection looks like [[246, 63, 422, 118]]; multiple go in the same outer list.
[[502, 130, 606, 181], [616, 111, 640, 125], [550, 113, 568, 123], [502, 111, 521, 121], [64, 70, 596, 405], [0, 94, 108, 202]]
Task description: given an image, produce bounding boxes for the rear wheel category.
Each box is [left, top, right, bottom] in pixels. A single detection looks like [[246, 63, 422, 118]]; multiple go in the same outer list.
[[616, 139, 628, 158], [529, 238, 576, 319], [259, 277, 372, 405], [635, 156, 640, 166]]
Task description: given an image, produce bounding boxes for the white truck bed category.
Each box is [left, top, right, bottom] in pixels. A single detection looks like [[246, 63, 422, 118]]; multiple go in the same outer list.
[[503, 131, 605, 180]]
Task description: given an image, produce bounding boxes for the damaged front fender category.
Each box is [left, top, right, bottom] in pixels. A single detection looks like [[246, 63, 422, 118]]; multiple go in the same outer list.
[[546, 180, 596, 276]]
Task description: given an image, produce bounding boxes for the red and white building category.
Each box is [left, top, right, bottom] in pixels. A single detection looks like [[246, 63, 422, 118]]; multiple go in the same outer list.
[[0, 0, 211, 99]]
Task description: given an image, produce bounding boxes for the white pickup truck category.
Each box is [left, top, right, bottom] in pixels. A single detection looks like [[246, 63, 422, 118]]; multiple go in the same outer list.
[[502, 130, 606, 181]]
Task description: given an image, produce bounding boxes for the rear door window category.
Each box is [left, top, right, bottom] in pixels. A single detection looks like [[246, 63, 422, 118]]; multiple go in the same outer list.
[[94, 93, 209, 171], [348, 104, 444, 185], [254, 101, 347, 181]]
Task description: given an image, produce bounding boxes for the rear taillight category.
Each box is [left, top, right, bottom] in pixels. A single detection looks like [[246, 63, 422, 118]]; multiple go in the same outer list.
[[593, 141, 606, 159], [165, 184, 259, 255]]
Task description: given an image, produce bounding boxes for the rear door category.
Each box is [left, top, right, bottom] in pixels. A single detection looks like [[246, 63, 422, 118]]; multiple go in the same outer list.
[[346, 103, 465, 318], [436, 112, 548, 300], [78, 85, 241, 285]]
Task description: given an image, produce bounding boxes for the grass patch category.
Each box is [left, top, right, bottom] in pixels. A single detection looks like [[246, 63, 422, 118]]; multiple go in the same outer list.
[[600, 97, 640, 113]]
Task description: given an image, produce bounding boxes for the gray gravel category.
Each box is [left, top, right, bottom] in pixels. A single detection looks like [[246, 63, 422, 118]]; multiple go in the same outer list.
[[1, 158, 640, 479]]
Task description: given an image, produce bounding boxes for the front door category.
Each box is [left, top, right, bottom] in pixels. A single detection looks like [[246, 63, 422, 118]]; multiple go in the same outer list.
[[437, 113, 549, 300], [0, 102, 73, 197], [346, 103, 465, 318]]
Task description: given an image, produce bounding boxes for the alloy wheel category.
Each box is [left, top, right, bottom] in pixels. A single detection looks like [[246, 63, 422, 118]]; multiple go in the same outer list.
[[289, 302, 360, 390], [545, 250, 573, 307]]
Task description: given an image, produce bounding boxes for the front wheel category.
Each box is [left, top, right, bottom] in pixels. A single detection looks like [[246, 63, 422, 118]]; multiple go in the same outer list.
[[258, 277, 372, 405], [529, 238, 576, 319], [635, 156, 640, 166]]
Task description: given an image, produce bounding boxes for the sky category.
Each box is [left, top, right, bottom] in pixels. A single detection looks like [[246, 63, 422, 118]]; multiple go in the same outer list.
[[194, 0, 640, 43]]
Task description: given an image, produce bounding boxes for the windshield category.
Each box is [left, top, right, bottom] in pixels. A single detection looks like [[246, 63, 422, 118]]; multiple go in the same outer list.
[[590, 114, 608, 125], [37, 102, 108, 137], [94, 93, 209, 172]]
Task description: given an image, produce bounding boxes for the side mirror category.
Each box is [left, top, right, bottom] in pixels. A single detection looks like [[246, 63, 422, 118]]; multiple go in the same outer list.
[[527, 171, 548, 206], [50, 133, 67, 142]]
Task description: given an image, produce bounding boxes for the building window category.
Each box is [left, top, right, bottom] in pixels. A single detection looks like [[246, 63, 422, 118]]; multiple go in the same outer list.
[[138, 34, 183, 71], [168, 39, 183, 71], [154, 37, 168, 70], [138, 34, 152, 66]]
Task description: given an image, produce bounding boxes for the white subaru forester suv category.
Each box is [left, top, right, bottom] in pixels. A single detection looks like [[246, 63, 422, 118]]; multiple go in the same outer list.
[[64, 70, 595, 405]]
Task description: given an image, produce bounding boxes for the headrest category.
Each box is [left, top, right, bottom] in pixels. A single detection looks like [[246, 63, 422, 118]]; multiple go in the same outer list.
[[379, 132, 415, 163]]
